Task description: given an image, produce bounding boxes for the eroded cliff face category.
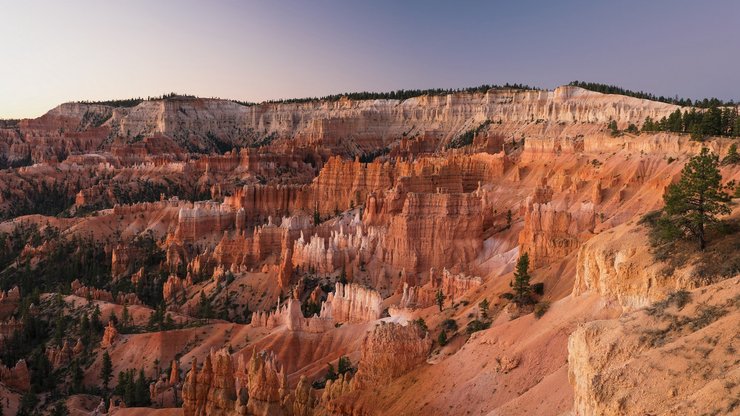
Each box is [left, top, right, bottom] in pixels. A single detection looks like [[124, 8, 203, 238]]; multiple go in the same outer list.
[[518, 178, 595, 269], [319, 283, 383, 324], [569, 277, 740, 416], [572, 221, 693, 310], [352, 322, 431, 389], [0, 86, 681, 165]]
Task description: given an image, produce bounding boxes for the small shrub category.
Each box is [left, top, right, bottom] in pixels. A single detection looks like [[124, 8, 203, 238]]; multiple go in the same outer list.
[[441, 318, 458, 332], [646, 290, 692, 316], [466, 319, 490, 334], [499, 292, 514, 300], [533, 301, 550, 319], [531, 282, 545, 296], [414, 318, 428, 334], [437, 330, 448, 346]]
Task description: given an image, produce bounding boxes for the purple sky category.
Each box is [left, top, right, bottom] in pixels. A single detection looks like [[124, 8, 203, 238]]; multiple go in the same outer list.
[[1, 0, 739, 118]]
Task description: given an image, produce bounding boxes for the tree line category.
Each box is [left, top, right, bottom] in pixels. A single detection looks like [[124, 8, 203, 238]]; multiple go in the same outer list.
[[260, 83, 538, 105], [642, 107, 740, 138], [569, 81, 735, 108]]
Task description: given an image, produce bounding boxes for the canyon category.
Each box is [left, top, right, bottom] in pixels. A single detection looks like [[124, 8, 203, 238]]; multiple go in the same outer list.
[[0, 86, 738, 415]]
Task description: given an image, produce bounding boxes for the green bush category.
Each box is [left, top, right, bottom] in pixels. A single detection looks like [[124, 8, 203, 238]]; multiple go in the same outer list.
[[466, 319, 491, 334], [534, 302, 550, 319], [441, 318, 458, 332], [531, 282, 545, 296]]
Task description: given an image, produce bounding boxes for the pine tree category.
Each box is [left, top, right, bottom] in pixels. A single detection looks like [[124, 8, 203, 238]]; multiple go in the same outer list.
[[71, 360, 85, 393], [134, 369, 150, 406], [506, 209, 512, 229], [121, 304, 130, 332], [663, 148, 731, 249], [91, 305, 103, 333], [608, 120, 619, 136], [435, 289, 444, 312], [437, 330, 448, 346], [325, 363, 337, 381], [337, 356, 353, 375], [666, 109, 683, 132], [101, 351, 113, 391], [642, 116, 656, 132], [722, 143, 739, 165], [479, 298, 489, 320], [510, 253, 532, 305]]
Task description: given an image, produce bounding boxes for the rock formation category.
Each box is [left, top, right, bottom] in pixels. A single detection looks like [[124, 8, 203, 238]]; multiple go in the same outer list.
[[100, 321, 118, 348], [0, 360, 30, 391], [569, 277, 740, 416], [250, 298, 333, 333], [182, 348, 291, 416], [519, 179, 595, 268], [70, 280, 141, 305], [182, 350, 239, 416], [352, 322, 432, 389], [319, 283, 383, 324], [399, 268, 482, 309]]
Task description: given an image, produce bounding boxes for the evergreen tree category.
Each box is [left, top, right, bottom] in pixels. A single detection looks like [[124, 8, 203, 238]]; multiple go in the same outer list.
[[325, 363, 337, 381], [665, 109, 682, 132], [663, 148, 731, 250], [197, 291, 213, 319], [722, 143, 739, 166], [121, 304, 130, 332], [134, 369, 150, 406], [71, 360, 85, 393], [437, 330, 448, 346], [313, 207, 321, 226], [642, 117, 656, 132], [337, 356, 353, 375], [101, 351, 113, 391], [435, 289, 444, 312], [51, 403, 69, 416], [506, 209, 512, 229], [510, 253, 533, 305], [608, 120, 619, 136], [479, 298, 490, 320], [91, 305, 103, 333]]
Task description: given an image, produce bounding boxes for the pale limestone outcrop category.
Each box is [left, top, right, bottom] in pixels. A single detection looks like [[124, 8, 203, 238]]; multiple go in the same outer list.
[[0, 287, 20, 303], [568, 277, 740, 416], [319, 283, 383, 324], [250, 298, 333, 333], [372, 190, 484, 276], [572, 221, 696, 310]]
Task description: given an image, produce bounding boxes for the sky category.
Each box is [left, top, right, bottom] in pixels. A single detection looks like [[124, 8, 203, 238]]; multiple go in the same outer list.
[[1, 0, 739, 118]]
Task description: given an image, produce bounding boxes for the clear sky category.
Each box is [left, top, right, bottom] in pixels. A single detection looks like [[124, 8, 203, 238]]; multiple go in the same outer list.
[[1, 0, 739, 118]]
